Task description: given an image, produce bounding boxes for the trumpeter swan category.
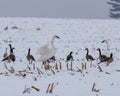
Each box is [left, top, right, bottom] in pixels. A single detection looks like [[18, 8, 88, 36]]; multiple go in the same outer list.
[[2, 44, 15, 62], [101, 40, 111, 57], [37, 35, 60, 63]]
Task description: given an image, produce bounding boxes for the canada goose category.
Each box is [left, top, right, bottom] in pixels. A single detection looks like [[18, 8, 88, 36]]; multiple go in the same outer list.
[[26, 48, 35, 64], [3, 48, 8, 58], [2, 48, 15, 62], [98, 53, 113, 66], [97, 48, 107, 62], [66, 51, 73, 62], [85, 48, 94, 67], [85, 48, 94, 61], [8, 49, 16, 62], [37, 35, 60, 63], [8, 44, 15, 62], [47, 56, 56, 63], [49, 56, 55, 61]]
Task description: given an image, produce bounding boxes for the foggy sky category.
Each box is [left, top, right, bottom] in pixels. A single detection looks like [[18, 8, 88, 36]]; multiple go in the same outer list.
[[0, 0, 109, 19]]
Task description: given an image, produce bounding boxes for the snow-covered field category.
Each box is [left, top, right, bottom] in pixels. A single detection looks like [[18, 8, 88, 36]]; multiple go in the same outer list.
[[0, 18, 120, 96]]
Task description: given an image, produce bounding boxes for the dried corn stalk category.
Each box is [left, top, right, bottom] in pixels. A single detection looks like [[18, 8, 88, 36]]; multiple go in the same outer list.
[[46, 83, 54, 94], [31, 86, 40, 92], [9, 67, 15, 73], [59, 61, 62, 70], [19, 71, 26, 78], [49, 83, 54, 93], [92, 82, 100, 92], [115, 70, 120, 72], [77, 67, 82, 74], [36, 67, 43, 75], [27, 64, 31, 70], [23, 85, 31, 94], [55, 63, 58, 70], [105, 72, 111, 74], [82, 63, 85, 70], [46, 84, 51, 93], [51, 69, 55, 75], [98, 65, 103, 72], [84, 63, 87, 70], [67, 63, 69, 70]]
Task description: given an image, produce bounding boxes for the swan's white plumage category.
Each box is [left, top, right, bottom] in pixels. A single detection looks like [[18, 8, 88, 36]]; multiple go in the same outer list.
[[103, 50, 110, 57], [102, 40, 111, 57], [37, 43, 49, 55], [37, 35, 60, 62]]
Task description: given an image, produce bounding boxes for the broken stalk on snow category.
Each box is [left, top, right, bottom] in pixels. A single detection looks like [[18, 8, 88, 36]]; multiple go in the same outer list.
[[84, 63, 87, 70], [23, 85, 31, 94], [92, 82, 100, 92], [31, 86, 40, 92], [55, 63, 58, 70], [67, 63, 69, 70], [49, 83, 54, 93], [59, 60, 62, 70], [46, 83, 54, 94], [9, 66, 15, 73], [27, 64, 31, 70], [46, 84, 51, 93], [82, 63, 85, 70], [51, 69, 55, 75], [19, 71, 26, 78], [98, 65, 103, 72], [77, 67, 83, 74], [36, 67, 43, 75]]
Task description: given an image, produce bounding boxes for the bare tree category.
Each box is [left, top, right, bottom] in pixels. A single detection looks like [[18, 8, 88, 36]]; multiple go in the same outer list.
[[107, 0, 120, 18]]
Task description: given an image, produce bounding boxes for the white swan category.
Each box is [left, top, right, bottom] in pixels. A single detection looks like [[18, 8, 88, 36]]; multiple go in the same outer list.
[[37, 35, 60, 62], [101, 40, 110, 57]]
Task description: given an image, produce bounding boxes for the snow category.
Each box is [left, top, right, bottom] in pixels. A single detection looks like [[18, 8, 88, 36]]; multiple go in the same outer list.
[[0, 18, 120, 96]]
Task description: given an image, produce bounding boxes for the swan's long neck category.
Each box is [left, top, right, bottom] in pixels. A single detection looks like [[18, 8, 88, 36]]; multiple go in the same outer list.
[[105, 41, 109, 51], [51, 37, 55, 49], [5, 48, 7, 53]]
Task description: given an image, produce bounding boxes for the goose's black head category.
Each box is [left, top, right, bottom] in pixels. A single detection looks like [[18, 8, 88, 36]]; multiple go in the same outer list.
[[97, 48, 100, 51], [9, 44, 12, 47], [110, 53, 113, 58], [85, 48, 88, 51], [70, 51, 73, 55]]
